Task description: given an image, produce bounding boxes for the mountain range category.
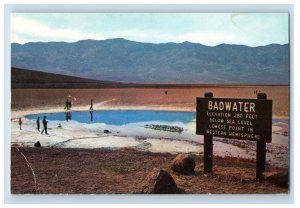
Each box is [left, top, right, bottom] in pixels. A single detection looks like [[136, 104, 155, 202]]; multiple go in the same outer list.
[[11, 38, 289, 84]]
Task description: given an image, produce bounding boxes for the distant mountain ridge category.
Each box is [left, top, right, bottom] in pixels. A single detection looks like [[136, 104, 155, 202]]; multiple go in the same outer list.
[[11, 38, 289, 84]]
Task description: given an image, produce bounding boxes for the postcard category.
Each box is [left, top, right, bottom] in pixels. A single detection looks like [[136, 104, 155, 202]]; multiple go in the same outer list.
[[10, 13, 289, 194]]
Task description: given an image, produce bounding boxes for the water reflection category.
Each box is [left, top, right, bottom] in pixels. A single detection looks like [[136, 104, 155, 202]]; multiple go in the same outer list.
[[65, 111, 72, 121], [90, 110, 93, 122]]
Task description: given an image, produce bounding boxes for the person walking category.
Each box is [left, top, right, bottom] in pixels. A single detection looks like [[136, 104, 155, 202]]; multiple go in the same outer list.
[[18, 117, 22, 130], [36, 116, 40, 131], [41, 116, 48, 135], [90, 99, 93, 111]]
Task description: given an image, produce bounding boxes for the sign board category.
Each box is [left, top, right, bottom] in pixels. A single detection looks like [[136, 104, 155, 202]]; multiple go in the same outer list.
[[196, 97, 272, 142]]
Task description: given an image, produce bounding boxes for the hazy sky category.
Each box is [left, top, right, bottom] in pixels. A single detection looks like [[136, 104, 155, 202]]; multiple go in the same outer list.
[[11, 13, 289, 46]]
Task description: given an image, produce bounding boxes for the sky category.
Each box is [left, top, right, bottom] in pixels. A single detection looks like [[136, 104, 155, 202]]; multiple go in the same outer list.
[[11, 13, 289, 47]]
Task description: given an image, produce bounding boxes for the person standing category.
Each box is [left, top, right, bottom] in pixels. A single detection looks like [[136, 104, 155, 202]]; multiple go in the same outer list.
[[41, 116, 48, 135], [64, 99, 69, 110], [90, 99, 93, 111], [18, 117, 22, 130], [36, 116, 40, 131], [68, 100, 72, 110]]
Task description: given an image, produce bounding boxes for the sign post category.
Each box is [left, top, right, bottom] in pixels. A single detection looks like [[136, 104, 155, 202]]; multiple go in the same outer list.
[[203, 92, 213, 174], [256, 93, 267, 180], [196, 92, 272, 179]]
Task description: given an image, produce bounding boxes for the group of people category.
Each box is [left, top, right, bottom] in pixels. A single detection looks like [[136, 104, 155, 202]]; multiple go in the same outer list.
[[18, 116, 48, 134], [64, 99, 72, 110], [64, 98, 94, 111], [18, 97, 95, 134], [37, 116, 48, 134]]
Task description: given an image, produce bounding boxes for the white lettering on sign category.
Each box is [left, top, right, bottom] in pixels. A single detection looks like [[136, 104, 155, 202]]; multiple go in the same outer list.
[[208, 101, 256, 113]]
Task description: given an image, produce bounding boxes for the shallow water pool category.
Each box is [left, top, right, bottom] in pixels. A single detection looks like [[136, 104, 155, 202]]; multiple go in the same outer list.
[[26, 110, 195, 125], [26, 110, 288, 126]]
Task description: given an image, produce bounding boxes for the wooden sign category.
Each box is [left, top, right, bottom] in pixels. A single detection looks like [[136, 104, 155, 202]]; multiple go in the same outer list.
[[196, 92, 272, 179], [196, 97, 272, 142]]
